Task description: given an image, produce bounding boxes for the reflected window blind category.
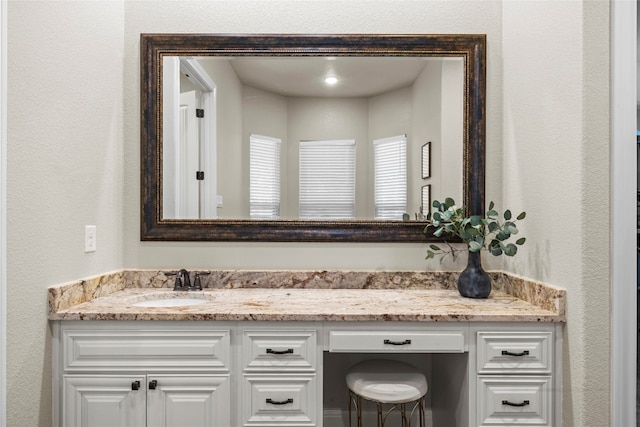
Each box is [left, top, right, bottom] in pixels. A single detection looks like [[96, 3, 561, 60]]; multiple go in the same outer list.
[[299, 139, 356, 219], [250, 134, 281, 219], [374, 135, 407, 220]]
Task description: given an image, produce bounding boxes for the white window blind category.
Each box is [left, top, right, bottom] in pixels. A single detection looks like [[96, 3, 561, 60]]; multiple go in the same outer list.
[[299, 139, 356, 219], [250, 134, 281, 219], [374, 135, 407, 220]]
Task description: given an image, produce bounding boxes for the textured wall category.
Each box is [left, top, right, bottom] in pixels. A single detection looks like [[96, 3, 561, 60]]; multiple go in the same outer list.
[[502, 2, 610, 425], [7, 1, 125, 425]]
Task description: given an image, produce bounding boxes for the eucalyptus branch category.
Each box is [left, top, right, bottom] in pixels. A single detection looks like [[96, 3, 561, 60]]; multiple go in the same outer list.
[[424, 198, 526, 262]]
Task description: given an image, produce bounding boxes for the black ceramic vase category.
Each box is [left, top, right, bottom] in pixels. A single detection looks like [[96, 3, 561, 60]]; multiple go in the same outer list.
[[457, 250, 491, 298]]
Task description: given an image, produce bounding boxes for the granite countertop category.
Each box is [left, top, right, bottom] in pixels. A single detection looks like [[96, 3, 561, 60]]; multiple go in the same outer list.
[[47, 270, 566, 322]]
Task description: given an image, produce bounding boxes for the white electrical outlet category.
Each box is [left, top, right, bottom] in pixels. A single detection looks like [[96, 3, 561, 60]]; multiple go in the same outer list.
[[85, 225, 96, 253]]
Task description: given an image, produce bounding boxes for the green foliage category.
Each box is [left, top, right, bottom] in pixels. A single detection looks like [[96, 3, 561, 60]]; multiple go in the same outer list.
[[424, 198, 526, 262]]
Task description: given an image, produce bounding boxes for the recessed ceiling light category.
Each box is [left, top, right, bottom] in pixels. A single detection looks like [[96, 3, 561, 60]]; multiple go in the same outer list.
[[324, 76, 338, 85]]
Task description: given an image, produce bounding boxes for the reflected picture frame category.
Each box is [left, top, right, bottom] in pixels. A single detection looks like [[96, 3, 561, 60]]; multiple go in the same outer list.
[[422, 185, 431, 215], [422, 142, 431, 179]]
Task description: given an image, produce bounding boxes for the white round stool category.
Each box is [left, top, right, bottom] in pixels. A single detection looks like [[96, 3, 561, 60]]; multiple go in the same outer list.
[[346, 359, 428, 427]]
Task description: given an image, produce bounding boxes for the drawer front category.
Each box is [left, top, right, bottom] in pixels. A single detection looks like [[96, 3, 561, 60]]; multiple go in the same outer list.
[[477, 332, 552, 374], [241, 374, 317, 426], [242, 330, 316, 371], [477, 376, 552, 426], [63, 329, 230, 371], [329, 330, 465, 353]]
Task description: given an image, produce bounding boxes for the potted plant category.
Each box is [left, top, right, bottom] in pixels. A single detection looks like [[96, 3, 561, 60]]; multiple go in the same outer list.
[[424, 198, 526, 298]]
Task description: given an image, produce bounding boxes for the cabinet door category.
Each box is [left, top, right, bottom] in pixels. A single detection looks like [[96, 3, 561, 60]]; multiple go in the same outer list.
[[63, 375, 146, 427], [146, 374, 231, 427]]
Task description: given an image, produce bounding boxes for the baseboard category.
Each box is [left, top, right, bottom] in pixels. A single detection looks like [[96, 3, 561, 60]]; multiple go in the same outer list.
[[323, 409, 347, 427]]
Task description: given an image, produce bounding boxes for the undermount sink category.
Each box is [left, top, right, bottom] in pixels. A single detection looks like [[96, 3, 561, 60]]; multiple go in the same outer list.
[[131, 295, 212, 308]]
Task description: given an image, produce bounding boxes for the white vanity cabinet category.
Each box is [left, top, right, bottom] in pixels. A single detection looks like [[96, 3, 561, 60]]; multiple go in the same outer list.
[[54, 321, 232, 427], [53, 320, 562, 427]]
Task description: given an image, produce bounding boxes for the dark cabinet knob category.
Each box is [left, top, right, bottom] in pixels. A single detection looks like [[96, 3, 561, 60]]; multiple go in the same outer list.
[[131, 381, 140, 391], [149, 379, 158, 390]]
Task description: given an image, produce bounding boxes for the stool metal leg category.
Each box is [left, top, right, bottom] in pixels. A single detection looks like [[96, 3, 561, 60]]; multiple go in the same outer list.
[[401, 403, 408, 427], [349, 391, 426, 427], [406, 397, 426, 427], [348, 390, 364, 427], [348, 391, 353, 427]]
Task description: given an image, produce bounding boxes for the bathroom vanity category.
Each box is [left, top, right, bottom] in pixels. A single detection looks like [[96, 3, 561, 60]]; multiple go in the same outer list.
[[48, 270, 565, 427]]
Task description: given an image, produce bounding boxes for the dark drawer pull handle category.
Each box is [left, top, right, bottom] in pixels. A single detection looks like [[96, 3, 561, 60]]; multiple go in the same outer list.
[[131, 381, 140, 391], [502, 400, 530, 407], [266, 348, 294, 355], [266, 398, 293, 405], [149, 379, 158, 390], [384, 339, 412, 346], [502, 350, 530, 357]]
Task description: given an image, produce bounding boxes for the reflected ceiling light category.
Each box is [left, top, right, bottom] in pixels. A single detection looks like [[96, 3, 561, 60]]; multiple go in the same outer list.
[[324, 75, 338, 85]]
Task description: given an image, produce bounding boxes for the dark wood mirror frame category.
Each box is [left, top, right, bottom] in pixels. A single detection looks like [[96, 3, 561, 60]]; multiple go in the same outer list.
[[141, 33, 486, 242]]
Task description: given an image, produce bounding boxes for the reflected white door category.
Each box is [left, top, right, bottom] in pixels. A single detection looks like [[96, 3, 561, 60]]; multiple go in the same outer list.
[[177, 90, 200, 219]]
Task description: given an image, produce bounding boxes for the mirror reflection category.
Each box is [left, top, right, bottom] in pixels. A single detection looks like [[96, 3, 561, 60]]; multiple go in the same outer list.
[[163, 56, 463, 220]]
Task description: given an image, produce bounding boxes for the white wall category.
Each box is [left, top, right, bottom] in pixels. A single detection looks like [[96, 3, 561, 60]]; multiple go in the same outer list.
[[440, 60, 464, 205], [6, 1, 125, 425], [3, 1, 612, 426], [242, 85, 289, 217], [410, 60, 464, 210], [369, 86, 414, 216], [502, 1, 610, 425]]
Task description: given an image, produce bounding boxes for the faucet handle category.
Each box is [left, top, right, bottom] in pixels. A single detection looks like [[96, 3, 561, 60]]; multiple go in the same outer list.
[[163, 271, 183, 291], [193, 271, 210, 291]]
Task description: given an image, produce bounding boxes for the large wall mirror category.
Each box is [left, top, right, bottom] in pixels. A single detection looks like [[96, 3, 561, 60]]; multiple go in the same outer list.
[[141, 34, 486, 241]]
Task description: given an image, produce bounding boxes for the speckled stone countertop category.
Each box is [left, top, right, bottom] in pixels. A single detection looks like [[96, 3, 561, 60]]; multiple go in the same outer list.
[[47, 269, 566, 322]]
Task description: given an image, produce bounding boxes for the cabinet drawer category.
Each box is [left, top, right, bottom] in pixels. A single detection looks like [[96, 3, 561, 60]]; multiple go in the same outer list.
[[329, 330, 465, 353], [242, 330, 316, 371], [63, 329, 230, 372], [477, 332, 552, 374], [241, 374, 317, 426], [477, 376, 552, 426]]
